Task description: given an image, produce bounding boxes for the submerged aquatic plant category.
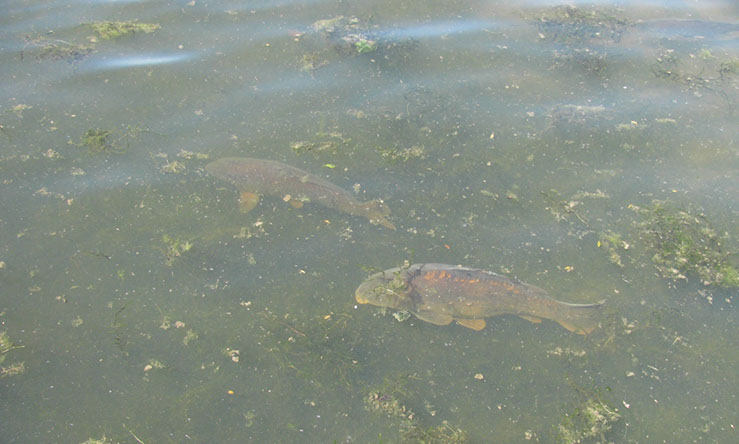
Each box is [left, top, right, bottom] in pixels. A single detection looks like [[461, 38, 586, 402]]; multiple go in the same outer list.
[[22, 34, 93, 62], [302, 15, 418, 72], [78, 129, 114, 152], [159, 234, 193, 267], [376, 145, 426, 163], [261, 312, 360, 388], [352, 37, 378, 54], [89, 21, 160, 39], [75, 126, 145, 153], [531, 6, 629, 78], [652, 50, 738, 107], [556, 391, 622, 444], [598, 231, 630, 268], [533, 5, 630, 45], [80, 436, 112, 444], [638, 201, 738, 288], [291, 131, 351, 156], [365, 373, 468, 443], [0, 331, 25, 378]]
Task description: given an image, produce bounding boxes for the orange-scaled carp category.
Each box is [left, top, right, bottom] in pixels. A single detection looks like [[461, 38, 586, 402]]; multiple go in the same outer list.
[[206, 157, 395, 229], [355, 263, 604, 334]]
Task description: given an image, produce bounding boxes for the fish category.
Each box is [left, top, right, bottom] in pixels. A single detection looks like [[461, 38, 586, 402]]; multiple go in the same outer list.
[[205, 157, 395, 229], [355, 263, 604, 335]]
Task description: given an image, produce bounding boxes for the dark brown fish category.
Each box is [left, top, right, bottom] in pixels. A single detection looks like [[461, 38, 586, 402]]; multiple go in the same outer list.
[[355, 263, 604, 334], [206, 157, 394, 229]]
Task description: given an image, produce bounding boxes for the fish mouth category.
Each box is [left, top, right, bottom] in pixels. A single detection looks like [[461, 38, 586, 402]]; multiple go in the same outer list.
[[354, 278, 380, 304], [355, 272, 393, 304]]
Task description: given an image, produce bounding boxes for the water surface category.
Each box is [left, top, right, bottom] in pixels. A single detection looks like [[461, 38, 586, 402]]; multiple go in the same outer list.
[[1, 0, 737, 442]]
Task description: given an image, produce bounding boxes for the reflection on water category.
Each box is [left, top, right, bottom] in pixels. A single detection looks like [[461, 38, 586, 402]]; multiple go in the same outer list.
[[0, 0, 737, 442], [86, 53, 195, 70]]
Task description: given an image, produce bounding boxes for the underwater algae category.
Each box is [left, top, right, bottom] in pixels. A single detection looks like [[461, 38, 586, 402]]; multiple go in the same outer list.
[[365, 374, 468, 443], [556, 390, 622, 444], [22, 35, 93, 62], [637, 201, 738, 288], [0, 331, 25, 378], [89, 21, 160, 40], [74, 126, 146, 153]]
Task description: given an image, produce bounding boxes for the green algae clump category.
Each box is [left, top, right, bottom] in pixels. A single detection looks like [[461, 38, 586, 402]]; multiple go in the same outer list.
[[638, 201, 738, 288], [365, 372, 468, 443], [556, 395, 621, 444], [75, 126, 145, 153], [160, 234, 193, 267], [0, 331, 25, 378], [78, 129, 114, 152], [90, 21, 160, 39]]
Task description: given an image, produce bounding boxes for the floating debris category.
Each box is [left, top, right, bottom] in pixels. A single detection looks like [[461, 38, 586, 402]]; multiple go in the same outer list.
[[144, 360, 165, 371]]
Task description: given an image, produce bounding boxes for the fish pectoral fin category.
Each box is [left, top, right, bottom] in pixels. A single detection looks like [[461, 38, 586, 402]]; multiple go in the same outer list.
[[519, 315, 543, 324], [374, 218, 396, 230], [557, 320, 593, 336], [413, 310, 453, 326], [456, 318, 486, 331], [239, 192, 260, 213], [288, 199, 304, 208]]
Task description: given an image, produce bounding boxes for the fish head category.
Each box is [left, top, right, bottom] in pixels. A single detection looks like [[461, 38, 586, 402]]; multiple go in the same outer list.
[[355, 267, 411, 309]]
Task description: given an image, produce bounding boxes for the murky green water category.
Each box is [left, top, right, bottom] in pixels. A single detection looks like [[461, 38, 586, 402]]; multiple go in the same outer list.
[[1, 0, 737, 442]]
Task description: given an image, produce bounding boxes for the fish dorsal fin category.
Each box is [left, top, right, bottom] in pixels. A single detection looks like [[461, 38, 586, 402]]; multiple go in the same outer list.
[[519, 315, 542, 324], [456, 318, 486, 331], [413, 310, 453, 326]]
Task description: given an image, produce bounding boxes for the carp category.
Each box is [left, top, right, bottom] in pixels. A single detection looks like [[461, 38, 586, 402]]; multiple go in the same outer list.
[[355, 263, 604, 334], [206, 157, 394, 229]]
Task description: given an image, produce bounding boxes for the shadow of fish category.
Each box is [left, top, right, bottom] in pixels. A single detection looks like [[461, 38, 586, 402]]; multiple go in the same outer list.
[[206, 157, 395, 229], [355, 263, 604, 334]]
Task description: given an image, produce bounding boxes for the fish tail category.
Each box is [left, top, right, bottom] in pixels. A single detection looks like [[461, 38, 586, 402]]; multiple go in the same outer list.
[[358, 200, 395, 230], [554, 299, 606, 335]]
